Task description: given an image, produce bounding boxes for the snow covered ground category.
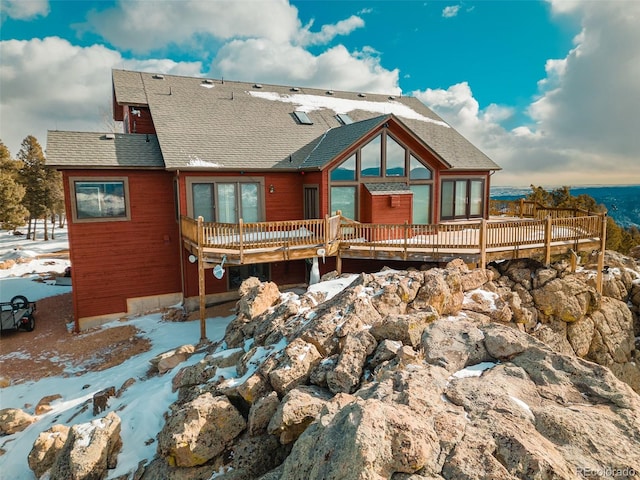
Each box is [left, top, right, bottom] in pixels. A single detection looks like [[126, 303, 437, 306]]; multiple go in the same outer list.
[[0, 228, 238, 478], [0, 226, 72, 301], [0, 227, 351, 479]]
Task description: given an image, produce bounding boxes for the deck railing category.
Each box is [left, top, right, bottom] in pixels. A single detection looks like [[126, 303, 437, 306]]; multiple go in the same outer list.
[[489, 199, 601, 220], [183, 213, 604, 265], [181, 215, 341, 251]]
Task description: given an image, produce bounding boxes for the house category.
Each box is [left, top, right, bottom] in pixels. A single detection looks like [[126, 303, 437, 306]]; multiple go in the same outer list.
[[46, 69, 507, 330]]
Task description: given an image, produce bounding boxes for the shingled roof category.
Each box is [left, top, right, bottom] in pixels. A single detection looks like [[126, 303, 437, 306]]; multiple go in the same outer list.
[[46, 131, 164, 168], [110, 70, 500, 172]]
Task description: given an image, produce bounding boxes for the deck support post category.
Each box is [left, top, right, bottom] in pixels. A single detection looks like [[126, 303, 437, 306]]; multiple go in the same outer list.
[[197, 216, 207, 342], [403, 221, 409, 261], [238, 218, 244, 264], [544, 216, 552, 266], [596, 214, 607, 294], [336, 252, 342, 275], [479, 218, 487, 267], [569, 250, 578, 273]]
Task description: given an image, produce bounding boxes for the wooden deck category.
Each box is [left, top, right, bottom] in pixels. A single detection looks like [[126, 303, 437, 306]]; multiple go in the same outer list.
[[181, 208, 606, 270], [182, 202, 607, 339]]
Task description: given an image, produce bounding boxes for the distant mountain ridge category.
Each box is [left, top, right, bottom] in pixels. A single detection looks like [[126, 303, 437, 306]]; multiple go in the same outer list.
[[491, 184, 640, 228]]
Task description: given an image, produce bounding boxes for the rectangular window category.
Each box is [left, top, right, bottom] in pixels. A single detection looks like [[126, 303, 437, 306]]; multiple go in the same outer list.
[[70, 178, 130, 222], [410, 185, 431, 224], [186, 177, 264, 223], [192, 183, 215, 222], [331, 186, 357, 219]]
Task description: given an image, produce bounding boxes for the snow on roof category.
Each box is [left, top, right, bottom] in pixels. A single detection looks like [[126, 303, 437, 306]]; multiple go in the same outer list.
[[187, 156, 224, 168], [248, 91, 450, 128]]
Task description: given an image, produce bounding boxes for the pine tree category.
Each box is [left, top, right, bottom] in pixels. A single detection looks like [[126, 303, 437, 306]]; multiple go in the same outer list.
[[17, 136, 49, 240], [0, 141, 29, 230]]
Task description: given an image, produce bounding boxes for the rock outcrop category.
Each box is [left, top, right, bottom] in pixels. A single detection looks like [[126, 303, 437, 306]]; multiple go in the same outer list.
[[20, 252, 639, 480], [138, 255, 640, 480]]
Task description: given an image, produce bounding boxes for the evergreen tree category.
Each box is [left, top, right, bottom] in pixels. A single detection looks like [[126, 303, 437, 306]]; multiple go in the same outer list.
[[17, 136, 49, 240], [0, 141, 29, 230]]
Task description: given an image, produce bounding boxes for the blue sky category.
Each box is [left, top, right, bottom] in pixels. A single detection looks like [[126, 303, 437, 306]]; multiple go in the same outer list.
[[1, 0, 639, 186]]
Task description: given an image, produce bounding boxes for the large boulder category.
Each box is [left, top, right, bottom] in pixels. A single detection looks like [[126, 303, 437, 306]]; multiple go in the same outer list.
[[326, 330, 377, 394], [268, 339, 323, 396], [410, 269, 463, 315], [368, 269, 424, 316], [276, 397, 440, 480], [370, 308, 438, 348], [420, 319, 492, 373], [268, 385, 333, 444], [237, 279, 281, 320], [531, 276, 600, 323], [28, 424, 70, 479], [49, 412, 122, 480], [158, 393, 246, 467], [0, 408, 36, 435]]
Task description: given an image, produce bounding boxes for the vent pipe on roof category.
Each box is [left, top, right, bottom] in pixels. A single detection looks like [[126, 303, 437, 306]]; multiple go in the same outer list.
[[153, 74, 164, 80], [103, 133, 115, 140]]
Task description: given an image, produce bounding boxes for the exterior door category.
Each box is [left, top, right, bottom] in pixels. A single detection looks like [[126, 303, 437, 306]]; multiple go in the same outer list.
[[303, 185, 320, 219], [440, 179, 484, 220]]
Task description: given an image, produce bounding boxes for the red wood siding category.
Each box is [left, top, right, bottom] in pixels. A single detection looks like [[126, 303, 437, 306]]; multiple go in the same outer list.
[[64, 170, 181, 322], [125, 106, 156, 134], [369, 194, 412, 224], [264, 172, 305, 221]]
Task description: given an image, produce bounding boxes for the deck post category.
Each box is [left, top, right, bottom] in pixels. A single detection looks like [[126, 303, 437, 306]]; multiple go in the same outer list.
[[544, 216, 552, 265], [596, 214, 607, 294], [519, 198, 524, 218], [403, 221, 409, 261], [239, 218, 244, 264], [197, 216, 207, 342], [336, 252, 342, 275], [479, 218, 487, 267]]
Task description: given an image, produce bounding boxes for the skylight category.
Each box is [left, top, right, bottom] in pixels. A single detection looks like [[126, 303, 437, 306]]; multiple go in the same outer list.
[[293, 111, 313, 125], [336, 114, 354, 125]]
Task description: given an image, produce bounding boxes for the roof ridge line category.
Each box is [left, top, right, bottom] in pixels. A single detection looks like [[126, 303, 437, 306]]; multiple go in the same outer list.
[[302, 128, 331, 167]]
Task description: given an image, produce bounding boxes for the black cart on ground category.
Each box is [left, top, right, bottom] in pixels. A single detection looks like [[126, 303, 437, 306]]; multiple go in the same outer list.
[[0, 295, 36, 333]]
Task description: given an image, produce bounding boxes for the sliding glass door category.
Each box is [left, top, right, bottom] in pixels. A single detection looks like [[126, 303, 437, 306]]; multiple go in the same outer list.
[[440, 179, 484, 220]]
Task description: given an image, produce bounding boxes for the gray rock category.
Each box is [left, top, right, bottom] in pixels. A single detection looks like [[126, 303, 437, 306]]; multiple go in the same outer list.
[[158, 393, 246, 467], [49, 411, 122, 480], [420, 319, 492, 373], [268, 385, 332, 444]]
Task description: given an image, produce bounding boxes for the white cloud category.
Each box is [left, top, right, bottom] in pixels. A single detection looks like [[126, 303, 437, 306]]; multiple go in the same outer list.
[[414, 1, 640, 186], [211, 40, 400, 94], [0, 37, 202, 156], [442, 5, 461, 18], [297, 15, 365, 46], [78, 0, 364, 54], [1, 0, 49, 20]]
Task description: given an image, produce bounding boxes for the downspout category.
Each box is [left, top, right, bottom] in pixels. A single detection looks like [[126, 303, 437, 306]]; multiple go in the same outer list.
[[175, 169, 186, 307]]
